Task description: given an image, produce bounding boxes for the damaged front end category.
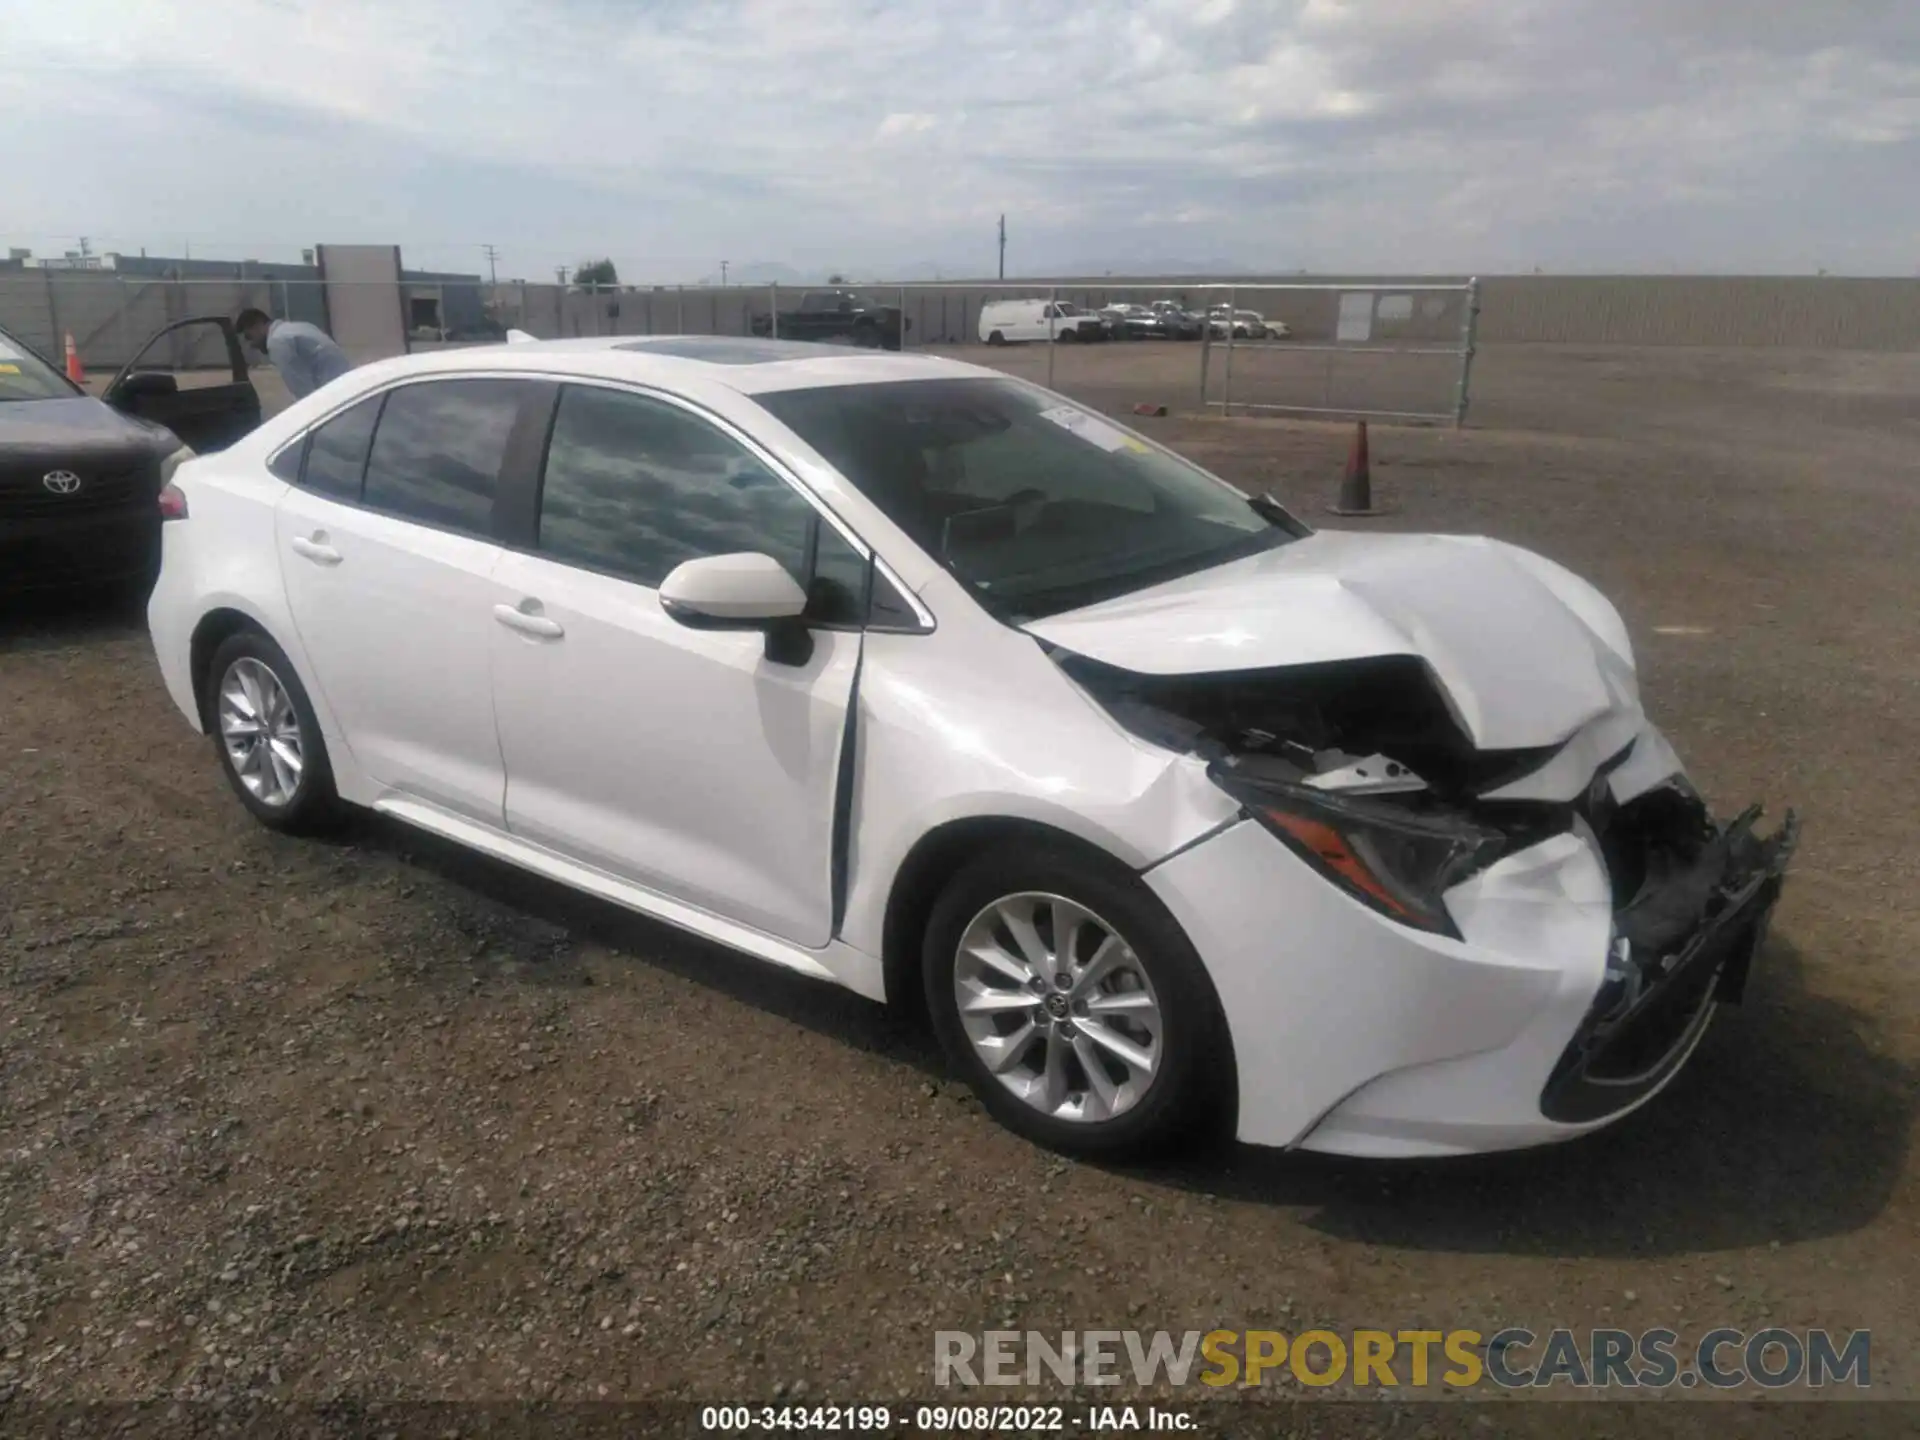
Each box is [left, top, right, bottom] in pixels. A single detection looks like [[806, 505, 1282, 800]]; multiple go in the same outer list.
[[1058, 649, 1800, 1124], [1538, 787, 1798, 1121]]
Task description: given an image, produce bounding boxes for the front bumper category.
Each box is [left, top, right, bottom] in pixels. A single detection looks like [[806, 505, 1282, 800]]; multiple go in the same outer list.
[[0, 506, 160, 593], [1539, 803, 1798, 1124], [1145, 781, 1797, 1158]]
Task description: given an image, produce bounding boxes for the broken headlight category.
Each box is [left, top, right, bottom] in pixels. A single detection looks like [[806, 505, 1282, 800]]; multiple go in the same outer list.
[[1212, 762, 1504, 936]]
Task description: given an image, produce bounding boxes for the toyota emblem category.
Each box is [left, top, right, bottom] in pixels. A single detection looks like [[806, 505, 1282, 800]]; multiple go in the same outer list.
[[41, 470, 83, 495]]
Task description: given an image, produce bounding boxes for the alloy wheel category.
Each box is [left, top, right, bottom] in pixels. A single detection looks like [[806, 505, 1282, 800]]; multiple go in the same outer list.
[[218, 657, 305, 807], [952, 891, 1164, 1124]]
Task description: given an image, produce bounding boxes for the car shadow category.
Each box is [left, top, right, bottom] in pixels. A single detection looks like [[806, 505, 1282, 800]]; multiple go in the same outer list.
[[317, 811, 941, 1075], [1139, 932, 1914, 1259], [315, 813, 1908, 1260]]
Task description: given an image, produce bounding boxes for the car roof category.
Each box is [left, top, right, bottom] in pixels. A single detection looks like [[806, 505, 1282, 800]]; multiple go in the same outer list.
[[349, 335, 990, 397]]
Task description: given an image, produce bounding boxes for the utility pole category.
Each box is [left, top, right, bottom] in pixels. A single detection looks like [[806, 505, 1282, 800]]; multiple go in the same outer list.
[[556, 265, 569, 287], [721, 260, 729, 285], [482, 243, 500, 284], [998, 215, 1006, 280]]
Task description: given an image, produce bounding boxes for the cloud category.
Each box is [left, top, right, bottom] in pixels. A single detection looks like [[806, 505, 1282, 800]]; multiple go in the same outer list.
[[876, 113, 940, 141], [1, 0, 1916, 279]]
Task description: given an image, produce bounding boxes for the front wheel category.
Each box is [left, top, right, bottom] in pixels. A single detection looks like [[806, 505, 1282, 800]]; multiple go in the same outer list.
[[923, 842, 1231, 1158], [986, 330, 1007, 346]]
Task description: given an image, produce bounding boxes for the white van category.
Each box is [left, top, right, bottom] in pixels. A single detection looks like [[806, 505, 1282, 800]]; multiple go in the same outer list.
[[978, 299, 1106, 345]]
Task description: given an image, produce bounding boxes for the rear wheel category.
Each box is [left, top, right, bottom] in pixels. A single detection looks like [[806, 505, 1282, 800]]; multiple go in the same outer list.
[[923, 842, 1230, 1158], [987, 330, 1007, 346], [205, 628, 341, 834]]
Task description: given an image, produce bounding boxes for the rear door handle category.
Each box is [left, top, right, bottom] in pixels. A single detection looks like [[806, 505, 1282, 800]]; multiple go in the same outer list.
[[493, 602, 565, 639], [290, 534, 342, 566]]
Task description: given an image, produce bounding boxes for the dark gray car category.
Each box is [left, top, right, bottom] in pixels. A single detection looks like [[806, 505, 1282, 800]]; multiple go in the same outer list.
[[1, 318, 262, 598]]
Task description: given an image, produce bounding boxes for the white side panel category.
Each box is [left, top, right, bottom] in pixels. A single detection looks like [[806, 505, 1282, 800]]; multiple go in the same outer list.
[[275, 488, 506, 825], [489, 550, 857, 949], [147, 458, 296, 732]]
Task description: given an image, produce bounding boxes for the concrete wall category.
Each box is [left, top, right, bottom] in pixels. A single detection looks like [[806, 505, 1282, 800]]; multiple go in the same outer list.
[[1472, 275, 1920, 349]]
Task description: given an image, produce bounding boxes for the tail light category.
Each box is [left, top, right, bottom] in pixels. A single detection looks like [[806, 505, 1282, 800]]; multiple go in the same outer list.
[[159, 483, 189, 521]]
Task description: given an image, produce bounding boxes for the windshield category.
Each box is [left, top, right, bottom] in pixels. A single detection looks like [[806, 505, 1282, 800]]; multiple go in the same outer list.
[[0, 329, 77, 402], [758, 377, 1296, 621]]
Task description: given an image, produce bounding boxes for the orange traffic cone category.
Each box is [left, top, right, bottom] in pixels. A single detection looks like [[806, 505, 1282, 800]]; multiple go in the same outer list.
[[1328, 420, 1389, 516], [63, 332, 85, 384]]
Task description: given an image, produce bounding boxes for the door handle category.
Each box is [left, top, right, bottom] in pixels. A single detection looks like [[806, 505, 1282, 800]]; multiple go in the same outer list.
[[493, 602, 565, 639], [290, 534, 342, 566]]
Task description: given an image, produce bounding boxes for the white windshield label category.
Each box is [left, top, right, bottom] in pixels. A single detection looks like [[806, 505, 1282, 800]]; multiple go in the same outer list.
[[0, 337, 23, 361], [1039, 404, 1139, 454]]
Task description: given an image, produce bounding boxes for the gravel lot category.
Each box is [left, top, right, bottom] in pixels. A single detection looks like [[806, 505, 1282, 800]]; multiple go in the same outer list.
[[5, 343, 1918, 1427]]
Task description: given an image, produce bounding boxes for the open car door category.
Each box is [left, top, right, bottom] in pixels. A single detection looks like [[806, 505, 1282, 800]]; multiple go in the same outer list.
[[102, 316, 263, 454]]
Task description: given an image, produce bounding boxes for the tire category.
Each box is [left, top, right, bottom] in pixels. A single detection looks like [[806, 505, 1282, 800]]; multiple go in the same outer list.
[[987, 330, 1006, 346], [923, 841, 1231, 1159], [853, 325, 882, 349], [204, 628, 341, 834], [1057, 328, 1079, 344]]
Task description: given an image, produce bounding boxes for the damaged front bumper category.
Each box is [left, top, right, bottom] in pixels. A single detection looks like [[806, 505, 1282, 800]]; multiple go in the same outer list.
[[1142, 748, 1801, 1157], [1538, 800, 1799, 1124]]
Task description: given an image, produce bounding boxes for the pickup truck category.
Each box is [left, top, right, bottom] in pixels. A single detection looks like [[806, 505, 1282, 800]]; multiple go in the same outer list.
[[749, 289, 909, 350]]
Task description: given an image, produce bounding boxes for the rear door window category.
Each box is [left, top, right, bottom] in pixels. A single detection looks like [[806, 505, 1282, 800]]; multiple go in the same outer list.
[[361, 379, 526, 536]]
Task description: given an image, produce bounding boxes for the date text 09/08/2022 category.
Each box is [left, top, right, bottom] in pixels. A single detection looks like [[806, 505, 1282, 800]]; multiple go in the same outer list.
[[700, 1404, 1196, 1432]]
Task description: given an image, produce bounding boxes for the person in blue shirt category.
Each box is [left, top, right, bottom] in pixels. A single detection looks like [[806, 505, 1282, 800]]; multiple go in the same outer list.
[[234, 308, 354, 400]]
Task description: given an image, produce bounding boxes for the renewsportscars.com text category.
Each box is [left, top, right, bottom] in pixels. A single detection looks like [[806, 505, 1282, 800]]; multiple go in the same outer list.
[[934, 1327, 1871, 1391]]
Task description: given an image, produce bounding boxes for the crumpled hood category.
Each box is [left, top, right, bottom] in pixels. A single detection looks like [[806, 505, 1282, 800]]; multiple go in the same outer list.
[[1022, 531, 1641, 751]]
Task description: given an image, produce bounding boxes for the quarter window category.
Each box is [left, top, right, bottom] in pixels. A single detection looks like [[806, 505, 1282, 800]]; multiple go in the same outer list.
[[361, 379, 524, 535], [299, 394, 382, 501]]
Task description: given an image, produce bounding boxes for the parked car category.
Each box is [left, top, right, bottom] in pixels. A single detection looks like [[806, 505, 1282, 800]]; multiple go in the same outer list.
[[2, 317, 260, 600], [148, 335, 1797, 1161], [749, 289, 908, 350], [979, 299, 1107, 345], [1147, 300, 1205, 340], [1208, 307, 1288, 340], [1100, 304, 1170, 341]]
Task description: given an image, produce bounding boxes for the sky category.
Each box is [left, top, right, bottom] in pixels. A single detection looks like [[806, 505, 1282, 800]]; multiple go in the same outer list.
[[2, 0, 1917, 283]]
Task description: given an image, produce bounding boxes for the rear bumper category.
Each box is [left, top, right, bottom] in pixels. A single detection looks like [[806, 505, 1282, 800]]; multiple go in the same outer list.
[[0, 507, 159, 592]]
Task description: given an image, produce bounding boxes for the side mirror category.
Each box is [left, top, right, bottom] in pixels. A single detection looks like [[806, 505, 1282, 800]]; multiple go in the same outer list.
[[660, 553, 813, 665], [659, 552, 807, 625], [106, 370, 179, 406]]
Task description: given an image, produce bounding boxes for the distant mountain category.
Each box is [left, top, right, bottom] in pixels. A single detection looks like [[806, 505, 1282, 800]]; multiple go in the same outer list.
[[725, 261, 815, 285]]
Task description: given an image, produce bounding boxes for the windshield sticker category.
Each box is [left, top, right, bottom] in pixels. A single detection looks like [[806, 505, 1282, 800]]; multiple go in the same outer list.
[[1038, 404, 1142, 454], [0, 338, 24, 361], [0, 363, 20, 375]]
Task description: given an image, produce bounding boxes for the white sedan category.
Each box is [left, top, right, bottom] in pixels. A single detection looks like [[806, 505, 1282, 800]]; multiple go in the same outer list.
[[147, 336, 1796, 1160]]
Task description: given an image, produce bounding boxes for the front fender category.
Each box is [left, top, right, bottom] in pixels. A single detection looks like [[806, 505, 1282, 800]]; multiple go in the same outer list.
[[835, 626, 1240, 962]]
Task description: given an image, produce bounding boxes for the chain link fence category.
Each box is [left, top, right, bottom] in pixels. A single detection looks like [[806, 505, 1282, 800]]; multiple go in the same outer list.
[[10, 268, 1918, 424]]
